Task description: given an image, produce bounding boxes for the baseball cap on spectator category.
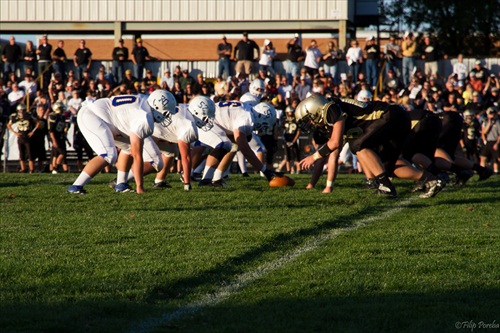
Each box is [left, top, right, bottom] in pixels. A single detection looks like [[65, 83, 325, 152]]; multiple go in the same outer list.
[[146, 69, 152, 74], [294, 33, 299, 38], [125, 69, 132, 74], [486, 107, 496, 114], [182, 69, 189, 74], [404, 31, 411, 38], [475, 60, 481, 65], [136, 37, 142, 43], [264, 39, 271, 46], [197, 73, 203, 78], [134, 82, 140, 87], [222, 35, 227, 40]]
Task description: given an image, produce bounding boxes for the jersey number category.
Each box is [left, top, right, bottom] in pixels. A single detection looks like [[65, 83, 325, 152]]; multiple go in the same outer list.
[[112, 96, 137, 106], [218, 101, 242, 108]]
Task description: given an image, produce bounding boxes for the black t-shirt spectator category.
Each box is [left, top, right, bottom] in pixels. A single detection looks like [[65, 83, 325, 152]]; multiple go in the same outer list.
[[234, 39, 259, 61], [38, 44, 52, 62], [2, 43, 23, 63], [364, 44, 380, 61], [112, 46, 129, 62], [422, 43, 439, 62], [287, 41, 303, 62], [131, 46, 149, 65], [52, 47, 67, 64], [74, 48, 92, 66]]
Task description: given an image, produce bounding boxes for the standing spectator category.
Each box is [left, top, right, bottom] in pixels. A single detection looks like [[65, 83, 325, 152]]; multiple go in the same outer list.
[[401, 31, 416, 87], [159, 69, 174, 90], [52, 40, 67, 83], [470, 60, 489, 84], [322, 40, 342, 85], [36, 35, 53, 91], [111, 38, 129, 85], [2, 36, 23, 79], [421, 35, 442, 80], [345, 39, 363, 84], [7, 103, 39, 173], [131, 37, 152, 81], [217, 35, 232, 79], [285, 33, 304, 84], [73, 39, 92, 81], [233, 32, 259, 77], [364, 36, 380, 89], [452, 54, 468, 88], [258, 39, 276, 76], [22, 41, 37, 79], [32, 104, 49, 172], [303, 39, 322, 78], [480, 107, 500, 174], [384, 35, 400, 77]]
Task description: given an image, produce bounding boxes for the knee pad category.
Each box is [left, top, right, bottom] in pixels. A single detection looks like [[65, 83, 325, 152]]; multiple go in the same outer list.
[[102, 146, 118, 165]]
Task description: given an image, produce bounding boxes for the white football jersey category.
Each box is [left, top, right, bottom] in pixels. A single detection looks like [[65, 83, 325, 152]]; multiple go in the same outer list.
[[240, 93, 260, 107], [214, 100, 254, 137], [153, 105, 198, 144], [90, 94, 154, 139]]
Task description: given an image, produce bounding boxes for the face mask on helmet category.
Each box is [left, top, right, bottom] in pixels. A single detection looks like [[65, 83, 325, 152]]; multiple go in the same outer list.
[[252, 102, 276, 132], [294, 94, 330, 131], [285, 106, 296, 121], [147, 90, 178, 127], [188, 96, 216, 132], [249, 79, 265, 98]]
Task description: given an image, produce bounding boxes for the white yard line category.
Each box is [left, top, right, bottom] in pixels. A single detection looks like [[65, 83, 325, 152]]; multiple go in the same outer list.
[[127, 196, 418, 333]]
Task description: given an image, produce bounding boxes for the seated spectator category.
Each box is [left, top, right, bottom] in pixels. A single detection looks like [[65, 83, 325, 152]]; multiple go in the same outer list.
[[123, 69, 138, 91], [159, 69, 174, 90], [143, 69, 157, 90], [192, 73, 206, 95], [469, 72, 484, 93], [8, 82, 25, 109], [18, 74, 37, 99], [214, 75, 228, 98]]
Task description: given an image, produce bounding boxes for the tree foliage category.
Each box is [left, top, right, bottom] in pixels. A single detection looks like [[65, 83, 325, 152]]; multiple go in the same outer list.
[[381, 0, 500, 56]]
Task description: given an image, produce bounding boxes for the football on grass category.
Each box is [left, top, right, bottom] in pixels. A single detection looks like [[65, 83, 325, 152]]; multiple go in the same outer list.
[[269, 175, 295, 187]]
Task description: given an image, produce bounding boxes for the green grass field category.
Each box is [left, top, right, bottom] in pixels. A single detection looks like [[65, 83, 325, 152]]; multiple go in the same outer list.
[[0, 172, 499, 333]]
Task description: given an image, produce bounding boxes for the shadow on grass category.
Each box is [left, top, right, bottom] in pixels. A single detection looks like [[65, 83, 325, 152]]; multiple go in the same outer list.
[[1, 288, 498, 333]]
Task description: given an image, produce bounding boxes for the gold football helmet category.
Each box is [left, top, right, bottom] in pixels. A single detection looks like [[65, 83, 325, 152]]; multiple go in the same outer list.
[[294, 94, 339, 131], [52, 101, 66, 114]]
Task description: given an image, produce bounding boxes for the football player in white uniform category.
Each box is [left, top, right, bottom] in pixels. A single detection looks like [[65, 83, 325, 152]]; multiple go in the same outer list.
[[238, 78, 267, 176], [198, 99, 278, 186], [67, 90, 177, 194]]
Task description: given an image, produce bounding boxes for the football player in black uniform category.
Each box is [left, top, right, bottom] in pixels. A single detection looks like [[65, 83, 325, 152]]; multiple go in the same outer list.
[[48, 101, 70, 173], [461, 109, 482, 164], [7, 103, 40, 173], [278, 105, 301, 174], [32, 104, 50, 172], [295, 94, 442, 198]]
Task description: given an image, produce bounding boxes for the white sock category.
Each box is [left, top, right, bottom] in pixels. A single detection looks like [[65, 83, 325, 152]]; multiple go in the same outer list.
[[117, 170, 128, 184], [213, 169, 223, 182], [72, 172, 92, 187], [202, 166, 215, 180], [237, 151, 247, 173]]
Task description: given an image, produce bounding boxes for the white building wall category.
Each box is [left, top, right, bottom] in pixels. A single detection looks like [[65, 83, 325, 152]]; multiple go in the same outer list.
[[1, 0, 350, 22]]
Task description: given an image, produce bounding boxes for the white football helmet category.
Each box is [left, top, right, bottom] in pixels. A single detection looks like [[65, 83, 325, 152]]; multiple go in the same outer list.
[[252, 102, 277, 132], [240, 92, 260, 107], [147, 89, 178, 127], [188, 95, 216, 131], [357, 89, 373, 102], [249, 79, 265, 98]]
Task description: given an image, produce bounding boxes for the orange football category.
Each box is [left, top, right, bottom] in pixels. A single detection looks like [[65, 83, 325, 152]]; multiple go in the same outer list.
[[269, 175, 295, 187]]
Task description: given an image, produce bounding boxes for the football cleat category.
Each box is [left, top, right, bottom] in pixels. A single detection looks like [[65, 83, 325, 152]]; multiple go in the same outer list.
[[477, 167, 494, 181], [375, 183, 397, 198], [212, 179, 228, 187], [242, 172, 250, 178], [198, 179, 213, 187], [67, 185, 86, 195], [191, 172, 202, 181], [363, 178, 378, 189], [455, 169, 473, 186], [108, 178, 117, 189], [419, 179, 443, 198], [114, 182, 135, 193], [152, 181, 172, 188]]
